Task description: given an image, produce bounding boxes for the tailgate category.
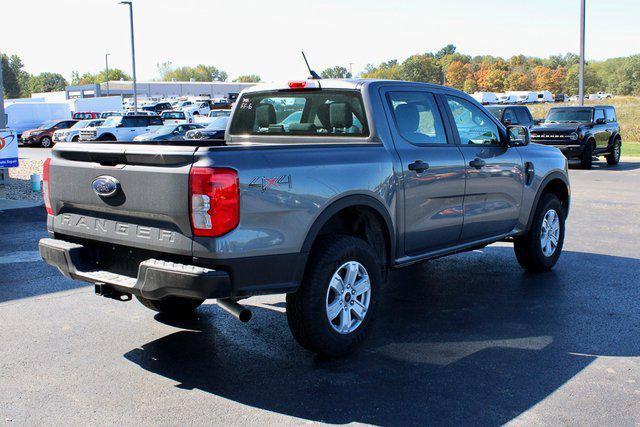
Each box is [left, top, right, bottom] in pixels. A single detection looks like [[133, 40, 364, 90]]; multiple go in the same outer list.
[[48, 142, 197, 256]]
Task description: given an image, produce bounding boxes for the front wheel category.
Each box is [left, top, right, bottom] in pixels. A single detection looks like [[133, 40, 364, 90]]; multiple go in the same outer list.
[[136, 295, 204, 318], [606, 138, 621, 166], [286, 235, 381, 357], [514, 193, 565, 272], [579, 140, 594, 169]]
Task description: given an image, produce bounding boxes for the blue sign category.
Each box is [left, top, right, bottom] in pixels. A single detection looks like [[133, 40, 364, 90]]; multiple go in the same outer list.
[[0, 131, 19, 168]]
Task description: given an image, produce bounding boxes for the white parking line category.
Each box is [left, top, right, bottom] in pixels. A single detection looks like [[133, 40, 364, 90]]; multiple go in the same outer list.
[[0, 250, 42, 264]]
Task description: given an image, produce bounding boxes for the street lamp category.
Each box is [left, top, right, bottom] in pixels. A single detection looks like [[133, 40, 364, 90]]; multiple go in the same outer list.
[[119, 0, 138, 113], [105, 53, 110, 96], [579, 0, 586, 106]]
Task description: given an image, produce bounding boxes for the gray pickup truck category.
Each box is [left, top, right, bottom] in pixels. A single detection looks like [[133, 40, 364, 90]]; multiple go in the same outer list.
[[39, 79, 570, 356]]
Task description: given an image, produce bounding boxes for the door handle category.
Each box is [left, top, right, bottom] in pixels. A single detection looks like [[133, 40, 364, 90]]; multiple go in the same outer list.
[[408, 160, 430, 173], [469, 158, 486, 169]]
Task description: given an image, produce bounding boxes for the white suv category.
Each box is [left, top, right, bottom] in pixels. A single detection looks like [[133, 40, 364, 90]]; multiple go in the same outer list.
[[79, 115, 163, 141]]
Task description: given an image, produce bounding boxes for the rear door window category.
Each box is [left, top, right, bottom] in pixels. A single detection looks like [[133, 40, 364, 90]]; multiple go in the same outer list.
[[229, 90, 369, 137], [387, 91, 447, 145]]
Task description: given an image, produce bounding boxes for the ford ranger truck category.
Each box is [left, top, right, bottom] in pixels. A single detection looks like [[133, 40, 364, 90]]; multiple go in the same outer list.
[[39, 79, 570, 356]]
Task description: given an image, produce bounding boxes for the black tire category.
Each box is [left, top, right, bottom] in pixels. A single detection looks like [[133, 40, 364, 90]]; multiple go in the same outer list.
[[98, 134, 117, 141], [514, 193, 565, 272], [71, 135, 79, 142], [286, 235, 382, 357], [39, 136, 52, 148], [579, 139, 594, 169], [606, 138, 621, 166], [136, 295, 204, 318]]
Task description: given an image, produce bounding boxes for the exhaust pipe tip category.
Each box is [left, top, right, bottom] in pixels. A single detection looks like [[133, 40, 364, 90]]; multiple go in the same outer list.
[[217, 298, 252, 323], [238, 309, 252, 323]]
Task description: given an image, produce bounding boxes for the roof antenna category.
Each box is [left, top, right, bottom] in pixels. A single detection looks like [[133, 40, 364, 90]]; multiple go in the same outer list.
[[302, 51, 321, 80]]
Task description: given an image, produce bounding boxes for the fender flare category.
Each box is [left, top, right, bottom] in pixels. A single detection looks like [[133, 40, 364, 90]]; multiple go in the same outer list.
[[526, 171, 570, 232], [300, 194, 396, 264]]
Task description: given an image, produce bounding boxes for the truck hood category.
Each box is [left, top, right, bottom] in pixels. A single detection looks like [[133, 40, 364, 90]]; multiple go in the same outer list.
[[531, 123, 588, 132]]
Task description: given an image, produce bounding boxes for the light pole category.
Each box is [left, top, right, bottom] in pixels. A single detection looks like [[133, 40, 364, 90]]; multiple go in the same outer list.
[[119, 1, 138, 113], [105, 53, 110, 96], [579, 0, 586, 106]]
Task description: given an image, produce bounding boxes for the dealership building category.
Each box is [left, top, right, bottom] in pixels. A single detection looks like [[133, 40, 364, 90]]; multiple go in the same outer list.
[[64, 80, 258, 100]]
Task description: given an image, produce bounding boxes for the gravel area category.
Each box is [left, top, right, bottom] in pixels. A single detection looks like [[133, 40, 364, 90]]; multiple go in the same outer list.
[[0, 159, 45, 201]]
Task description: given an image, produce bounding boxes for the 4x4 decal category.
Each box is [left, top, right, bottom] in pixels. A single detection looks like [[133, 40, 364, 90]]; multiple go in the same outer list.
[[249, 175, 292, 192]]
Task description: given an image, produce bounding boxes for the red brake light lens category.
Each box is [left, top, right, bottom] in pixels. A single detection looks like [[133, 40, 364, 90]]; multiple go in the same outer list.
[[189, 167, 239, 237], [42, 158, 53, 215], [288, 80, 307, 89]]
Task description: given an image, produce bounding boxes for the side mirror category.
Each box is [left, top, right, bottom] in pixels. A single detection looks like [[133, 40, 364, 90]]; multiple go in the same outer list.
[[503, 118, 512, 126], [595, 117, 606, 124], [534, 118, 545, 125], [506, 125, 530, 147]]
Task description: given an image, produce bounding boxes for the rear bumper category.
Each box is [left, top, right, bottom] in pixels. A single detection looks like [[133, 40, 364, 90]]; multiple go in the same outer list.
[[39, 237, 232, 300]]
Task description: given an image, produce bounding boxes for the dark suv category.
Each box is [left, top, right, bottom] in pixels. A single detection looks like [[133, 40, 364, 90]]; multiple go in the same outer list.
[[485, 105, 534, 128], [530, 106, 621, 169]]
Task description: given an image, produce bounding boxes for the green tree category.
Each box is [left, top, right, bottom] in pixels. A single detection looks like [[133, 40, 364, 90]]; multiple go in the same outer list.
[[435, 44, 457, 59], [1, 54, 30, 98], [320, 66, 352, 79], [233, 74, 262, 83], [29, 72, 68, 93], [401, 54, 441, 83], [362, 60, 403, 80], [71, 69, 131, 85], [160, 64, 228, 82]]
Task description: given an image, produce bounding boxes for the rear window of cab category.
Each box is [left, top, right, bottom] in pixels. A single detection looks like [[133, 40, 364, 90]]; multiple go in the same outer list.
[[229, 90, 369, 137]]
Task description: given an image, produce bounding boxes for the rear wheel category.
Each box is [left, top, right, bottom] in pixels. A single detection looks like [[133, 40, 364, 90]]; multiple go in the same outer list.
[[286, 235, 381, 357], [514, 193, 565, 272], [606, 138, 621, 166], [579, 139, 594, 169], [136, 295, 204, 318], [39, 136, 52, 148]]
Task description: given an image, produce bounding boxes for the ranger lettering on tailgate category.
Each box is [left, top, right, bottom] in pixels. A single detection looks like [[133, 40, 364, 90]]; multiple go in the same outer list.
[[59, 214, 175, 243]]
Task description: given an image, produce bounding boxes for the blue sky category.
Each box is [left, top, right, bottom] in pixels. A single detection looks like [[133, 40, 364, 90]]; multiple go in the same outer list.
[[2, 0, 639, 82]]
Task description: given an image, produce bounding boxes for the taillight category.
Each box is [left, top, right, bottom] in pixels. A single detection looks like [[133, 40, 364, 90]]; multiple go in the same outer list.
[[42, 158, 53, 215], [288, 80, 307, 89], [189, 167, 239, 237]]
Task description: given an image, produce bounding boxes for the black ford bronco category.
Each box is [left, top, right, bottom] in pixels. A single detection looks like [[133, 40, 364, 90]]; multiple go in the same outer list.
[[530, 106, 622, 169]]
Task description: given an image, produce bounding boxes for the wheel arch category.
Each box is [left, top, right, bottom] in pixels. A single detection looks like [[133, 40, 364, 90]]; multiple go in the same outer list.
[[301, 195, 396, 270], [526, 172, 570, 232]]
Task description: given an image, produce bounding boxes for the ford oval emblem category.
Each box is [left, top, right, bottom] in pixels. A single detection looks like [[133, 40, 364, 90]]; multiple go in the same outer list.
[[92, 176, 120, 198]]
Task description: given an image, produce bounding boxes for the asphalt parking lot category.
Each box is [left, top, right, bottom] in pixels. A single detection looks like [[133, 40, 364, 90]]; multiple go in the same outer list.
[[1, 159, 639, 425]]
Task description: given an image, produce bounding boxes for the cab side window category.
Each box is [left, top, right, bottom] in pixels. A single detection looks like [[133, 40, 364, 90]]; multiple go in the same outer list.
[[605, 108, 617, 123], [503, 108, 517, 124], [387, 91, 447, 145], [594, 109, 605, 122], [445, 96, 500, 145], [515, 108, 532, 126]]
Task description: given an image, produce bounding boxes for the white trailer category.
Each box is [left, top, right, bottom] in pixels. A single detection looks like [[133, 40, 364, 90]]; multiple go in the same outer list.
[[506, 91, 538, 104], [495, 93, 518, 104], [536, 91, 554, 103], [68, 96, 123, 113], [471, 92, 499, 105], [5, 102, 71, 136]]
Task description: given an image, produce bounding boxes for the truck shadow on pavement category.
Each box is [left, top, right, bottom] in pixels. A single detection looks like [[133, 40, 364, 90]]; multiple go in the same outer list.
[[569, 159, 640, 171], [124, 246, 640, 425]]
